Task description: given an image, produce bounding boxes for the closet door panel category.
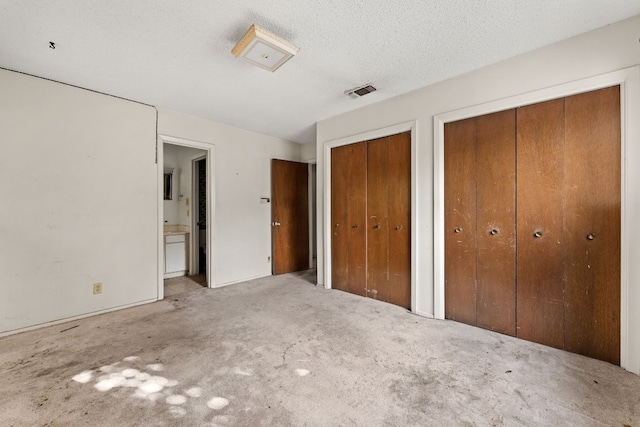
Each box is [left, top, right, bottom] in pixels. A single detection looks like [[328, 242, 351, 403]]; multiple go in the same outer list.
[[387, 132, 411, 309], [346, 142, 368, 297], [331, 145, 350, 291], [476, 110, 516, 335], [564, 86, 621, 364], [367, 137, 390, 300], [516, 99, 565, 349], [444, 118, 478, 325]]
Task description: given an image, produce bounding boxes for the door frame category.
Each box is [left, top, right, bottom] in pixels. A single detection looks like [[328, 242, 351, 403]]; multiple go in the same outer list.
[[433, 66, 640, 373], [308, 161, 317, 269], [323, 121, 418, 312], [157, 134, 215, 299], [190, 154, 207, 276]]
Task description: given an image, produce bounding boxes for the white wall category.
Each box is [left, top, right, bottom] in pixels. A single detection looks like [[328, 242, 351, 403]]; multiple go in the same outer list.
[[158, 109, 301, 286], [316, 15, 640, 371], [0, 69, 157, 334], [301, 141, 316, 162], [0, 70, 301, 334]]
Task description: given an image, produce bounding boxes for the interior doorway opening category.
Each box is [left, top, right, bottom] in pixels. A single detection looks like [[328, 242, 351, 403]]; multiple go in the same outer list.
[[158, 135, 215, 300]]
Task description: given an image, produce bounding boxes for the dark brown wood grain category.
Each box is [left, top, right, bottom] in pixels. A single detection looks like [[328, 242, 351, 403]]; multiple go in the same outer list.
[[366, 137, 390, 302], [332, 135, 411, 306], [386, 132, 411, 309], [516, 98, 566, 349], [346, 142, 368, 297], [444, 118, 478, 326], [475, 110, 516, 335], [271, 159, 309, 275], [331, 146, 350, 290], [564, 86, 621, 364], [443, 89, 621, 365]]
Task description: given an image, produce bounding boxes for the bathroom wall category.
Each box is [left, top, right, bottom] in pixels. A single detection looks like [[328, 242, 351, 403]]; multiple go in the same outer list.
[[162, 144, 206, 227], [163, 144, 180, 224]]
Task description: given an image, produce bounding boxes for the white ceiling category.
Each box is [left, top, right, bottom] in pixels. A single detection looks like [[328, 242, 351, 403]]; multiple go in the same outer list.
[[1, 1, 639, 144]]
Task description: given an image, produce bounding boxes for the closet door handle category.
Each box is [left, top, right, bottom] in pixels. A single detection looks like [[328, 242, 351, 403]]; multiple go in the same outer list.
[[352, 224, 359, 229], [490, 229, 499, 235], [454, 227, 462, 233], [534, 231, 543, 238], [373, 223, 381, 229], [587, 233, 596, 240], [395, 224, 403, 230]]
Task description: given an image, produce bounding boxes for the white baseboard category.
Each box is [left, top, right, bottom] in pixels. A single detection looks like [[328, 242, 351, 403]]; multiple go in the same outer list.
[[0, 299, 157, 338], [213, 273, 272, 288], [414, 309, 436, 319]]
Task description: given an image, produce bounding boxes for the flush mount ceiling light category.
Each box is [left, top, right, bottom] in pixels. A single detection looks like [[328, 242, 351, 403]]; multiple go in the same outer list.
[[231, 24, 299, 72]]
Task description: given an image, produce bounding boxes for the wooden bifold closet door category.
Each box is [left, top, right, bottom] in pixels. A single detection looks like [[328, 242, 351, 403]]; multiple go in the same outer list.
[[331, 142, 367, 297], [331, 132, 411, 309], [444, 110, 516, 335], [444, 86, 621, 365]]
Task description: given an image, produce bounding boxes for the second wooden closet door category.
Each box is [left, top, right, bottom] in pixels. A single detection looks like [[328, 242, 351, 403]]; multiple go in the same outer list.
[[444, 110, 516, 335], [444, 86, 620, 365], [331, 132, 411, 309], [516, 98, 566, 349]]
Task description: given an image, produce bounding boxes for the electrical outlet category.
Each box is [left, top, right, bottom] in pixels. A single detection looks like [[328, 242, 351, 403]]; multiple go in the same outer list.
[[93, 283, 103, 295]]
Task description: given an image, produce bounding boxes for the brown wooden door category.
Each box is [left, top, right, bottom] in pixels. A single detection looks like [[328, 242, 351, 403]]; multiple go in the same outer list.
[[386, 132, 411, 308], [271, 159, 309, 275], [331, 145, 349, 290], [563, 86, 621, 364], [476, 110, 516, 335], [516, 98, 566, 349], [331, 142, 367, 296], [444, 112, 516, 334], [346, 143, 368, 296], [444, 118, 478, 325], [366, 133, 411, 308], [444, 86, 621, 365], [367, 137, 390, 302], [331, 132, 411, 308]]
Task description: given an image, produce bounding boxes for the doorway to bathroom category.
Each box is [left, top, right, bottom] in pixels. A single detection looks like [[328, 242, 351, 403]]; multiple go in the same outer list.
[[158, 135, 215, 300]]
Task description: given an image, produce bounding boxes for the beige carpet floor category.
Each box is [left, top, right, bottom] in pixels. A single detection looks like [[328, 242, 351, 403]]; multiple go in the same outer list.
[[164, 273, 207, 297], [1, 269, 639, 426]]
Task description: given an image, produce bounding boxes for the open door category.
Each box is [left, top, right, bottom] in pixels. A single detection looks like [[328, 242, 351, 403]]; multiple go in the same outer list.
[[271, 159, 309, 275]]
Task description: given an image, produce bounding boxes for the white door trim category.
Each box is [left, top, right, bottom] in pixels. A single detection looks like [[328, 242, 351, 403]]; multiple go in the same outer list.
[[433, 66, 640, 374], [158, 134, 216, 298], [307, 161, 316, 270], [323, 121, 418, 313]]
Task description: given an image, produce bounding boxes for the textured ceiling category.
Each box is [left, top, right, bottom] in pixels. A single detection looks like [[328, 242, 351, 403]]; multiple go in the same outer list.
[[1, 1, 639, 144]]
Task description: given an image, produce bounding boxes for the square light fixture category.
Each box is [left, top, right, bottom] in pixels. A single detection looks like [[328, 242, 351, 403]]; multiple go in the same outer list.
[[231, 24, 299, 72]]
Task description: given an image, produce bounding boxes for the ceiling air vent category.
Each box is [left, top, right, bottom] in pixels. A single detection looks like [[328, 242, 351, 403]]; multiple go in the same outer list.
[[345, 83, 377, 99]]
